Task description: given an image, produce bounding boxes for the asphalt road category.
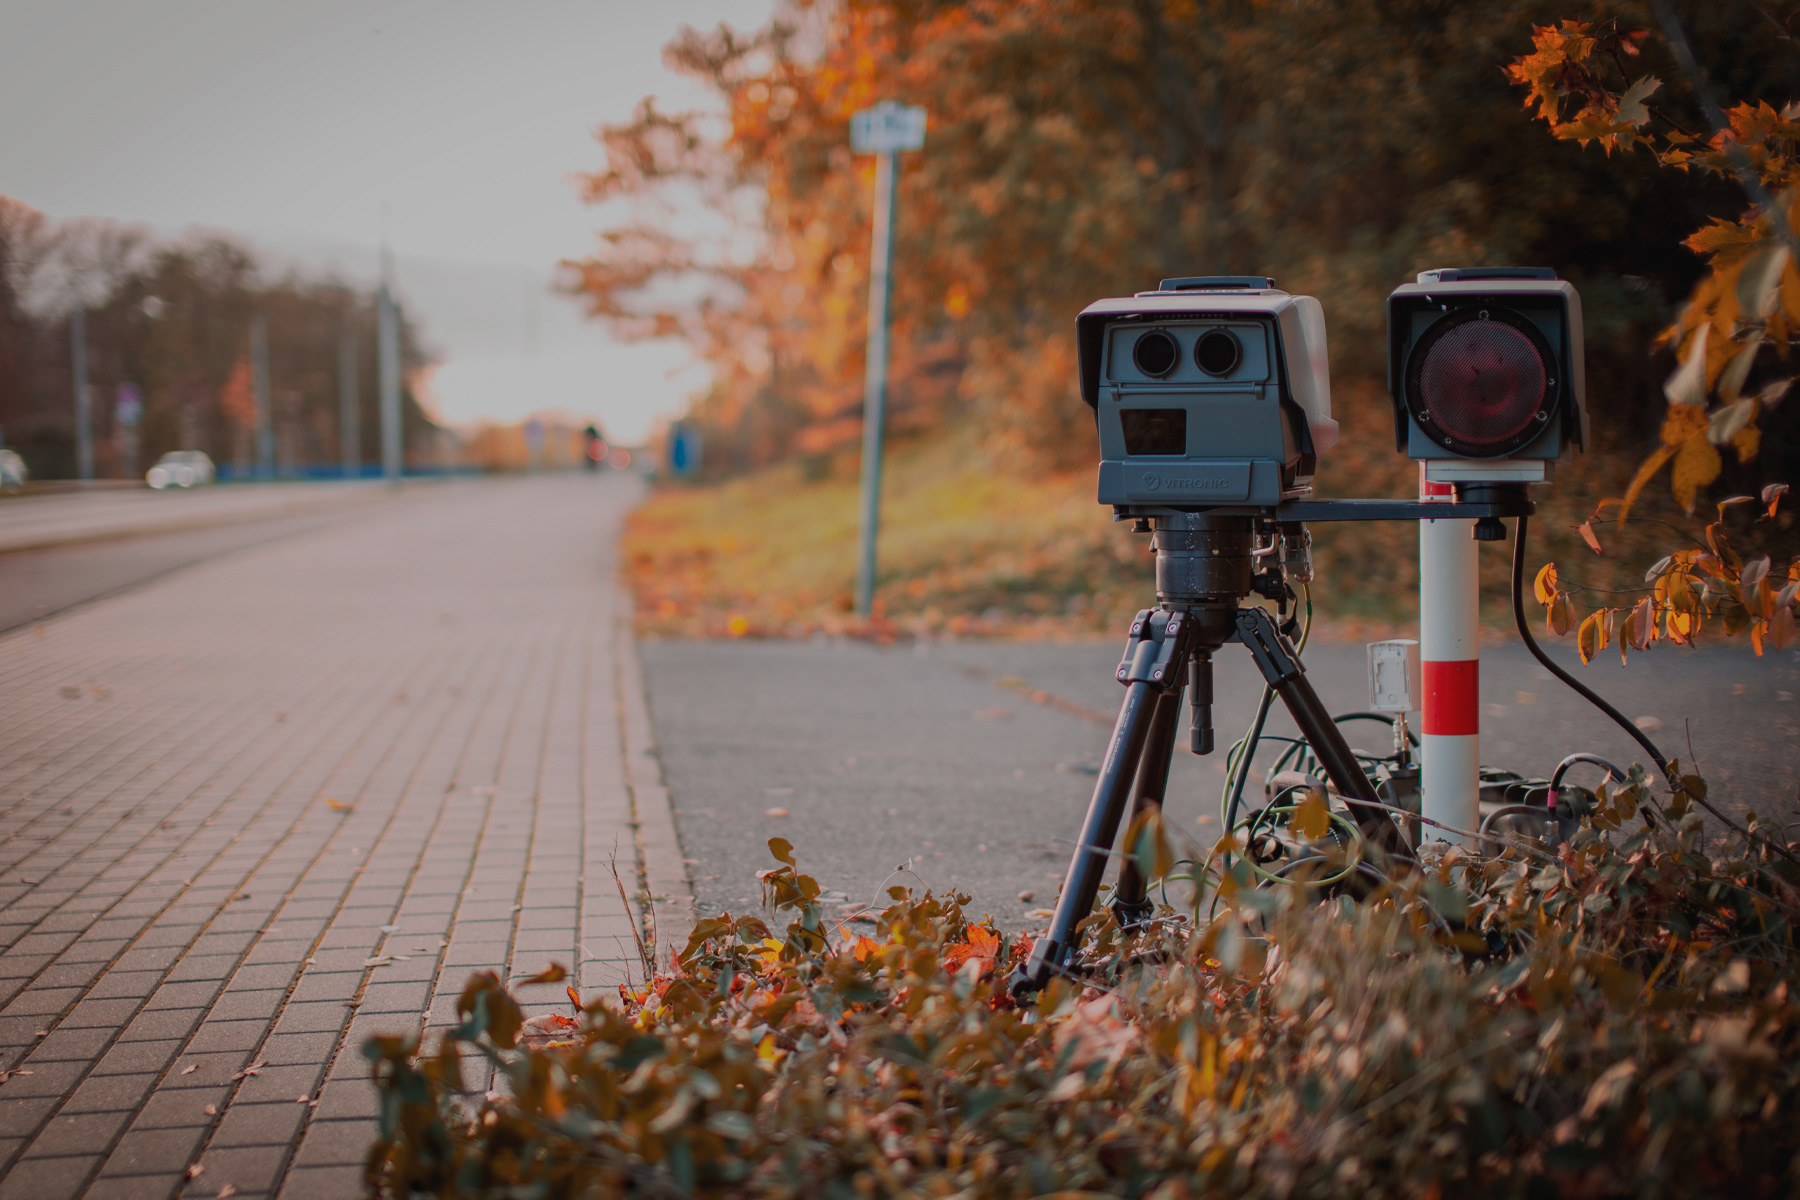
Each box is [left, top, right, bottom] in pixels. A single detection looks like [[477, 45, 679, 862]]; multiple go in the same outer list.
[[0, 481, 401, 633], [642, 634, 1800, 929], [0, 514, 353, 633]]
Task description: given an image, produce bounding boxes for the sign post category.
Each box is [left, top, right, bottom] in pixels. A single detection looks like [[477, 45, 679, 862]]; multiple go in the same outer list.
[[849, 101, 926, 618], [115, 384, 143, 479]]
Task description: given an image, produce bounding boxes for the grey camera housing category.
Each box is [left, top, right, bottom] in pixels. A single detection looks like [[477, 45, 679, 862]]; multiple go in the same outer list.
[[1386, 268, 1586, 484], [1079, 277, 1339, 512]]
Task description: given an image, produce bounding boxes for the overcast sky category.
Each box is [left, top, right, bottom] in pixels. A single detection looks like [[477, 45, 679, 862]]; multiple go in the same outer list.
[[0, 0, 773, 440]]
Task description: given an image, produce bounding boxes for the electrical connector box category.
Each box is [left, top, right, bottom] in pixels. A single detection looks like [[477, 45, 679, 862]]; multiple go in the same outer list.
[[1368, 639, 1421, 713]]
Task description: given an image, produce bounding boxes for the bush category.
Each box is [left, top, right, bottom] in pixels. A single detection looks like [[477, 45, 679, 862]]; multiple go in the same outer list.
[[366, 785, 1800, 1199]]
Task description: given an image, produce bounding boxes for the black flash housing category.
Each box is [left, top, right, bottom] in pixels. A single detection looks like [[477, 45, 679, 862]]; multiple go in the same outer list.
[[1386, 268, 1586, 482]]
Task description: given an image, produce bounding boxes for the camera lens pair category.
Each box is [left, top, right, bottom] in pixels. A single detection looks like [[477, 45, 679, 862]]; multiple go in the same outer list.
[[1132, 328, 1240, 378]]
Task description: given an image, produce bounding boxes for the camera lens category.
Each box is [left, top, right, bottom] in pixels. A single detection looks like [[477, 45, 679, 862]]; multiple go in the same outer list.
[[1132, 330, 1180, 377], [1194, 329, 1241, 376], [1406, 308, 1555, 457]]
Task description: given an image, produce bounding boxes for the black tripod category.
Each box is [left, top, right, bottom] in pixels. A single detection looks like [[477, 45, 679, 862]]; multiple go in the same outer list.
[[1010, 512, 1415, 996]]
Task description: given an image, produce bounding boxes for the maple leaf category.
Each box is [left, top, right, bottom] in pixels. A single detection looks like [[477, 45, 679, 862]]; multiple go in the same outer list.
[[941, 922, 1001, 974], [1615, 76, 1661, 126]]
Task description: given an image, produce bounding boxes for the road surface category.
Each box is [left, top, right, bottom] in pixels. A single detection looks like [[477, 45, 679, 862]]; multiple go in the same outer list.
[[643, 633, 1800, 929]]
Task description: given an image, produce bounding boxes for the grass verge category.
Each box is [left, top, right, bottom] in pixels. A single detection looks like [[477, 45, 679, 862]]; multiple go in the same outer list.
[[624, 426, 1152, 640], [620, 418, 1681, 644]]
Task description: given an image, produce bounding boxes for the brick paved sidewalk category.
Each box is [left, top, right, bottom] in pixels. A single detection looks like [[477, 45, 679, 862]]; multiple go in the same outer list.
[[0, 474, 692, 1199]]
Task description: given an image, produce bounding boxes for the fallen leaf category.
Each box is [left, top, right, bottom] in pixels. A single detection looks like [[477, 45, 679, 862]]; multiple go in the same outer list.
[[181, 1064, 197, 1075], [217, 1186, 238, 1199], [325, 799, 353, 812], [764, 808, 790, 818], [203, 1104, 217, 1116], [1291, 791, 1331, 840], [186, 1163, 204, 1179]]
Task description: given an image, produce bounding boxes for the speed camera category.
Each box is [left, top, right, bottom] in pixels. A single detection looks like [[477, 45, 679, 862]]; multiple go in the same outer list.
[[1077, 277, 1340, 511]]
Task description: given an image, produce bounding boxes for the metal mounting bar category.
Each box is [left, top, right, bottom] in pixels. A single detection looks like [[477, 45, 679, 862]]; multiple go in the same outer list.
[[1153, 498, 1535, 522]]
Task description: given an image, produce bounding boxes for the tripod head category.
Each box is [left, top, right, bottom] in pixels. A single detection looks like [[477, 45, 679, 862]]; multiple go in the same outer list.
[[1141, 512, 1303, 755]]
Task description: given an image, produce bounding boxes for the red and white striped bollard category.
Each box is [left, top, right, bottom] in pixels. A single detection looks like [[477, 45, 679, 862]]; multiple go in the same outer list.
[[1419, 470, 1480, 844]]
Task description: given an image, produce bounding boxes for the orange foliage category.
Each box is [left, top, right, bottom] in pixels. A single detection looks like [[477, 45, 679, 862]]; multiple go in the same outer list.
[[1536, 487, 1797, 661], [218, 356, 255, 426], [567, 1, 1637, 476], [1508, 19, 1796, 516]]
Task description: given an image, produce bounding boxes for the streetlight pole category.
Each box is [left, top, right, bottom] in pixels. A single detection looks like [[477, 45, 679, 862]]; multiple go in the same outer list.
[[849, 101, 926, 618], [339, 327, 360, 478], [251, 313, 274, 479], [378, 280, 402, 484], [71, 306, 92, 481]]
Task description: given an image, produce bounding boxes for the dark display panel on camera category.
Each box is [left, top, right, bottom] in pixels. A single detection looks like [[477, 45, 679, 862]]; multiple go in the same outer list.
[[1120, 408, 1188, 456]]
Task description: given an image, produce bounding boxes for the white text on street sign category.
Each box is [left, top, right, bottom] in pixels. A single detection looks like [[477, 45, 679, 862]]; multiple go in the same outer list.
[[850, 102, 926, 154]]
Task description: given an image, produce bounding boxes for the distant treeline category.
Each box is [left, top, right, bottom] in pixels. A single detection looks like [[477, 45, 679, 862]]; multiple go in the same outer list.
[[0, 196, 440, 481], [572, 0, 1798, 498]]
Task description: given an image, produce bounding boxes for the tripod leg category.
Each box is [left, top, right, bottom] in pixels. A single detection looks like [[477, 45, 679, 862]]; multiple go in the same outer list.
[[1010, 610, 1190, 998], [1235, 608, 1414, 863], [1109, 686, 1182, 928]]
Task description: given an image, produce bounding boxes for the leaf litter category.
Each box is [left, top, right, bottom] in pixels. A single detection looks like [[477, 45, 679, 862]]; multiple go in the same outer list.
[[365, 775, 1800, 1197]]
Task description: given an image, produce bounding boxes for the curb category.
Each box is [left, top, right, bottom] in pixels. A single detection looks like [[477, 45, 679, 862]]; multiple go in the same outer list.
[[615, 587, 696, 968]]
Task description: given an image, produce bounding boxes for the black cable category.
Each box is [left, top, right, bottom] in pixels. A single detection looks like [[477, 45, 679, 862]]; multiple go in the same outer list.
[[1332, 711, 1421, 748], [1512, 515, 1800, 867], [1223, 687, 1276, 841], [1511, 515, 1673, 779], [1549, 753, 1625, 793]]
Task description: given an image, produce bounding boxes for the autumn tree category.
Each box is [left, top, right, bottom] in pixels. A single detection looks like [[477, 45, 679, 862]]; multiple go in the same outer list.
[[574, 1, 1800, 619], [1507, 12, 1800, 659], [0, 199, 438, 479], [571, 2, 1778, 462]]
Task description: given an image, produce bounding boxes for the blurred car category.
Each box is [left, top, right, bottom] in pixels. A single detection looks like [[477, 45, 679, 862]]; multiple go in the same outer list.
[[0, 449, 25, 493], [146, 450, 215, 490]]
